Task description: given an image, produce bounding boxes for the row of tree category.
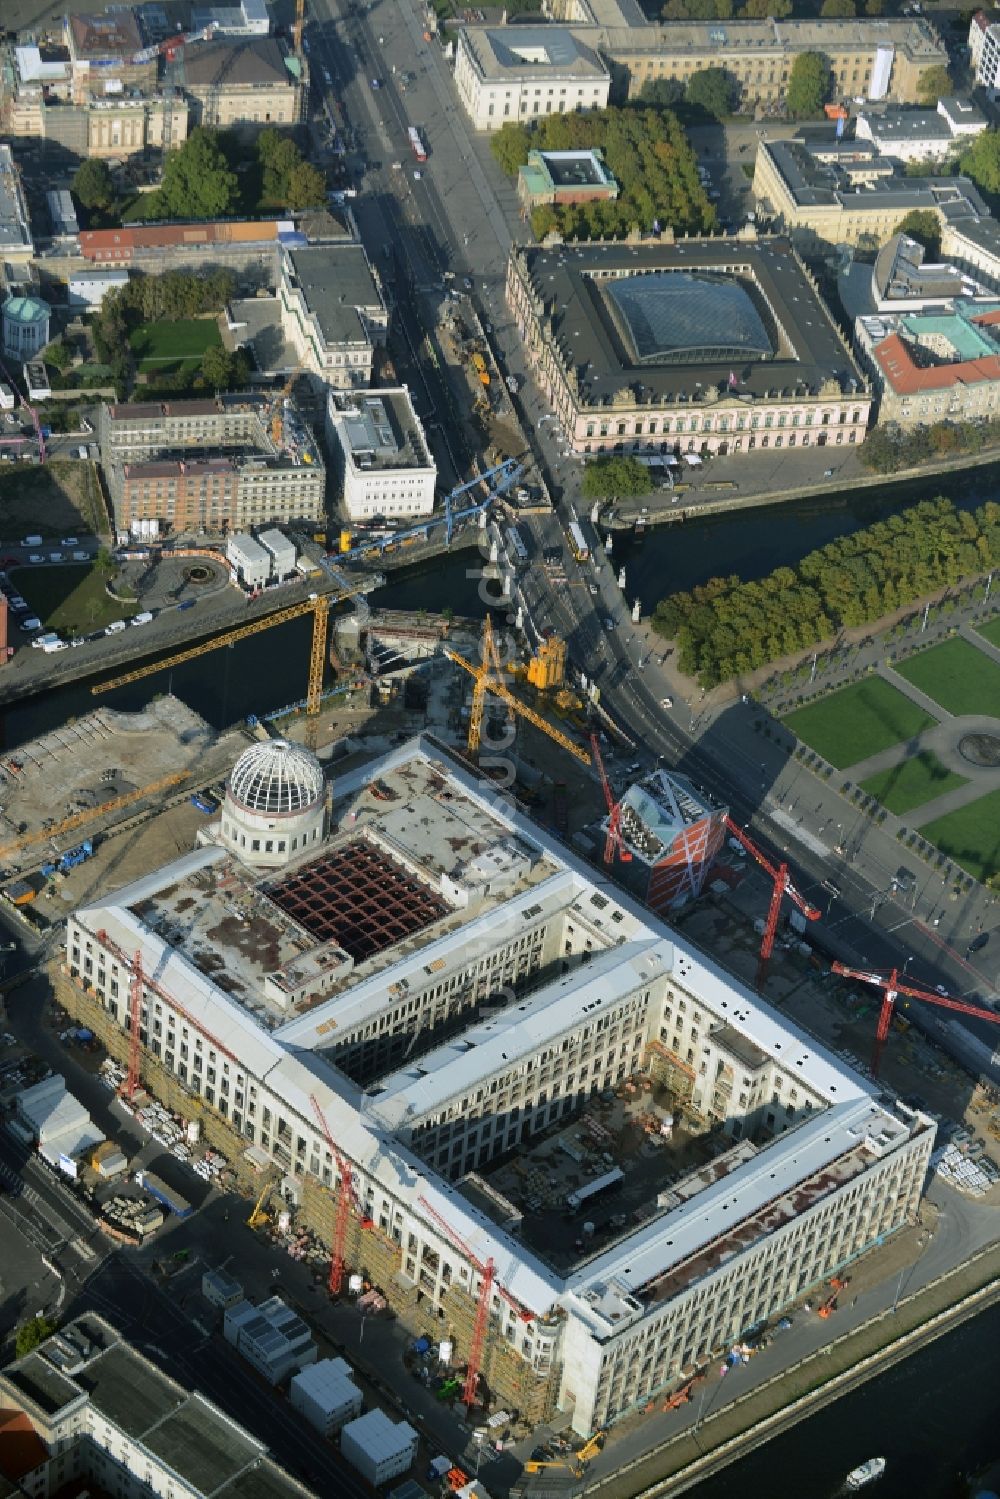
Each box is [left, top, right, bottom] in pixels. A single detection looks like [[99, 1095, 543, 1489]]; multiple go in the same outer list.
[[650, 498, 1000, 686], [72, 126, 326, 227], [660, 0, 884, 16], [860, 418, 1000, 475], [492, 106, 715, 240]]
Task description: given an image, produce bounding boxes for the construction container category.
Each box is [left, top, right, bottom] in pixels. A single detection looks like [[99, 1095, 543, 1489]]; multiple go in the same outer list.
[[135, 1169, 191, 1218], [3, 878, 35, 905], [92, 1141, 128, 1178], [202, 1267, 244, 1309], [341, 1410, 418, 1487], [290, 1357, 362, 1436]]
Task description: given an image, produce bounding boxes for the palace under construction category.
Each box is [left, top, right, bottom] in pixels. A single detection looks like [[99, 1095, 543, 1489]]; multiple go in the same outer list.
[[56, 735, 934, 1435]]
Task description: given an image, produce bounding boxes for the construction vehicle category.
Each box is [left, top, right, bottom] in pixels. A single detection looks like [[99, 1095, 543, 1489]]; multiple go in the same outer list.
[[40, 840, 93, 879], [831, 963, 1000, 1076], [526, 634, 566, 692], [724, 818, 821, 987], [0, 772, 185, 864], [591, 732, 630, 867], [91, 586, 371, 752], [471, 351, 490, 388], [417, 1193, 533, 1408], [247, 1176, 277, 1230], [446, 616, 590, 766], [293, 0, 306, 59], [817, 1294, 838, 1319], [575, 1430, 607, 1468]]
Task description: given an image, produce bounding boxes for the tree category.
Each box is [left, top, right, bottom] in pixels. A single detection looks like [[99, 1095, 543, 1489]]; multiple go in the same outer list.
[[960, 127, 1000, 194], [286, 161, 327, 209], [863, 0, 884, 13], [581, 456, 652, 500], [158, 128, 240, 220], [72, 158, 115, 212], [489, 123, 532, 176], [742, 0, 791, 16], [44, 340, 72, 372], [786, 52, 832, 119], [820, 0, 855, 15], [16, 1317, 57, 1359], [894, 208, 941, 259], [685, 67, 737, 119], [639, 77, 685, 107], [916, 63, 952, 107]]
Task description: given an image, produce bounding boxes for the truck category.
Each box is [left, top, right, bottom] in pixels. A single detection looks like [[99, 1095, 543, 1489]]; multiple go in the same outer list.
[[41, 840, 93, 878], [135, 1168, 192, 1218], [408, 125, 427, 162], [190, 792, 218, 815], [566, 1165, 625, 1213]]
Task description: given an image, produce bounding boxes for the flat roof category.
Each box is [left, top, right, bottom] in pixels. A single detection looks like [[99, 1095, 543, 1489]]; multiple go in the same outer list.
[[461, 26, 609, 81], [285, 245, 382, 345], [68, 9, 143, 58], [763, 137, 986, 218], [77, 1345, 184, 1436], [600, 15, 946, 58], [141, 1393, 264, 1492], [3, 1355, 82, 1417], [518, 237, 863, 403], [334, 390, 434, 474]]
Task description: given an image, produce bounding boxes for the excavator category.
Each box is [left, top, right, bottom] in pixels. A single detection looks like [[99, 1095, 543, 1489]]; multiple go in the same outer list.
[[524, 1430, 606, 1479]]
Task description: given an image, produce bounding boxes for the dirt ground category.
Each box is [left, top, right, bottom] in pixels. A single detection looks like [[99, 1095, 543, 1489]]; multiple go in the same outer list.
[[0, 462, 104, 545]]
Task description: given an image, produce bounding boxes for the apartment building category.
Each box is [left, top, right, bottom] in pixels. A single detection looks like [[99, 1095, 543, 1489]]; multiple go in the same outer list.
[[454, 26, 611, 131], [970, 8, 1000, 95], [942, 216, 1000, 293], [326, 387, 436, 522], [57, 736, 935, 1437], [856, 301, 1000, 428], [753, 134, 988, 251], [595, 17, 948, 108], [0, 1314, 317, 1499], [506, 238, 871, 460], [854, 95, 986, 164], [279, 244, 386, 387]]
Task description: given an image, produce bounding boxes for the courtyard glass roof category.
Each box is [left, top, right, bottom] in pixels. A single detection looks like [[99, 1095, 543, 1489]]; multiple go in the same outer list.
[[603, 273, 773, 365]]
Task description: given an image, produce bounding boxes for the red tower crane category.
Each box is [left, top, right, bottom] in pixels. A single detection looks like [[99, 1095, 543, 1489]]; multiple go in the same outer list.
[[590, 733, 631, 867], [831, 962, 1000, 1076], [310, 1093, 369, 1296], [417, 1194, 533, 1407], [123, 948, 144, 1102], [724, 818, 821, 986]]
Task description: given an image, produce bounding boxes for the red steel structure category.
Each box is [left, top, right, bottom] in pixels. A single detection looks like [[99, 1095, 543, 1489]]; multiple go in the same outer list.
[[590, 734, 630, 867], [831, 963, 1000, 1076], [724, 818, 821, 985], [309, 1092, 363, 1296], [418, 1194, 532, 1407], [123, 948, 144, 1101]]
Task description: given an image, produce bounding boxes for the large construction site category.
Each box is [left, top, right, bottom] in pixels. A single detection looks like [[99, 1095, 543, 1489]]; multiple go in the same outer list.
[[46, 723, 935, 1439]]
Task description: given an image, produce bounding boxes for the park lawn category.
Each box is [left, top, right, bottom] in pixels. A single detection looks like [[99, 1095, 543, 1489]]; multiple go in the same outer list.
[[129, 319, 221, 372], [895, 637, 1000, 718], [10, 565, 136, 635], [782, 678, 938, 769], [922, 788, 1000, 883], [975, 616, 1000, 649], [860, 752, 969, 816]]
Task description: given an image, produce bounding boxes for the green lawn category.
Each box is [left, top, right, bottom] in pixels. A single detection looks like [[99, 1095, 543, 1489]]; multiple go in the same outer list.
[[895, 637, 1000, 717], [975, 616, 1000, 649], [922, 788, 1000, 883], [10, 565, 136, 635], [129, 319, 221, 373], [783, 678, 938, 769], [860, 752, 969, 816]]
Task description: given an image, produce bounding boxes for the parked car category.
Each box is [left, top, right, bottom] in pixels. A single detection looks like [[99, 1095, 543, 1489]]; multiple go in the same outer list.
[[20, 617, 41, 631], [28, 554, 43, 564], [62, 536, 79, 546]]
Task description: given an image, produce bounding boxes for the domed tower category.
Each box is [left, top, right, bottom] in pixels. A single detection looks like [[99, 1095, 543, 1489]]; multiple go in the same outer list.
[[220, 740, 326, 869]]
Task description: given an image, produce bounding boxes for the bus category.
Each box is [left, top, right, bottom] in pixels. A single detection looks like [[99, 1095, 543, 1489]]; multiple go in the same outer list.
[[408, 126, 427, 163], [505, 525, 529, 566], [568, 520, 589, 562]]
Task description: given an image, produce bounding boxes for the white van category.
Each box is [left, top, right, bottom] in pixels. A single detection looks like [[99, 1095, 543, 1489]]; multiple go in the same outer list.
[[131, 611, 153, 626], [105, 620, 126, 635], [21, 534, 42, 547], [42, 638, 67, 653]]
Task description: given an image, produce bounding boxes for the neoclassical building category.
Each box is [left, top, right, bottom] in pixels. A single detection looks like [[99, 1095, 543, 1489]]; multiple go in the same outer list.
[[506, 236, 872, 459]]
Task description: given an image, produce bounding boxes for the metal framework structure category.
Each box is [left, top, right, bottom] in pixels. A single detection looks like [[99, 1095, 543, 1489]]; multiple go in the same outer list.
[[831, 963, 1000, 1075], [123, 948, 144, 1101], [266, 841, 448, 961], [334, 459, 523, 565], [590, 733, 630, 866], [309, 1092, 359, 1296], [0, 770, 186, 863], [417, 1194, 531, 1408], [724, 817, 820, 985], [447, 619, 590, 767]]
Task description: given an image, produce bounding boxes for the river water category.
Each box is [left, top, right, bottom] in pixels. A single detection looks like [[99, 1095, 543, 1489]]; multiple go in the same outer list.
[[689, 1299, 1000, 1498]]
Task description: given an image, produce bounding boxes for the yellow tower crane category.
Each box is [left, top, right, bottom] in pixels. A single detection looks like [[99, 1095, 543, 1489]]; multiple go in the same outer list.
[[446, 617, 590, 766], [90, 585, 367, 750], [0, 771, 187, 864]]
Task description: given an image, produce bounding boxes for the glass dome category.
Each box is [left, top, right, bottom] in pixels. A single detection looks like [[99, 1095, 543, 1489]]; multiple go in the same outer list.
[[228, 740, 324, 816]]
